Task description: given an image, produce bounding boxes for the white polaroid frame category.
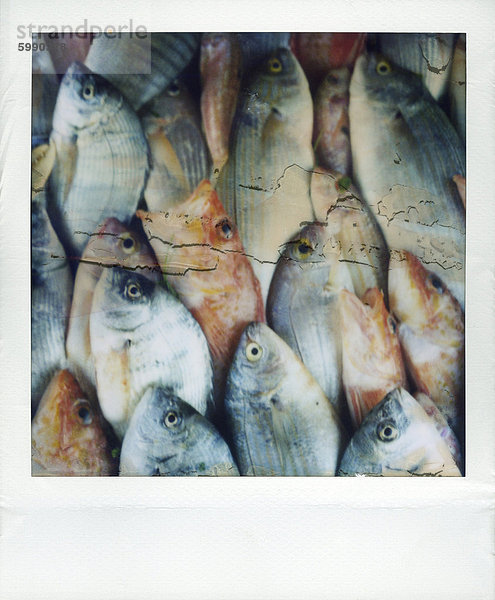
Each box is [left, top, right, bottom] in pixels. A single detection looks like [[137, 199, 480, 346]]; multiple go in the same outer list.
[[1, 1, 494, 598]]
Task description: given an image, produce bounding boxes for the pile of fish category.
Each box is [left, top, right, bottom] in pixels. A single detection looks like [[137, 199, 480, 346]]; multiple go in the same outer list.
[[31, 32, 466, 477]]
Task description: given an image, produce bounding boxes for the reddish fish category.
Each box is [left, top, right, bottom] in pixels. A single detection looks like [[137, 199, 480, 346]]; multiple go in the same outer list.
[[388, 251, 464, 437], [137, 180, 264, 412], [32, 370, 117, 476], [200, 33, 242, 176], [339, 287, 407, 429], [66, 218, 161, 397], [290, 33, 366, 89], [313, 68, 352, 175]]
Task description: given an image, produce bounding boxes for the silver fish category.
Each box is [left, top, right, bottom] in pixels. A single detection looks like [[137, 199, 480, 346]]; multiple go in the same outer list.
[[49, 62, 149, 256], [237, 33, 291, 72], [266, 222, 354, 422], [32, 35, 59, 147], [32, 144, 73, 415], [140, 79, 210, 211], [225, 322, 347, 476], [120, 387, 239, 476], [374, 33, 455, 101], [65, 218, 161, 399], [90, 268, 213, 439], [85, 32, 200, 110], [448, 34, 466, 144], [338, 388, 462, 477], [217, 47, 315, 301], [350, 52, 466, 307]]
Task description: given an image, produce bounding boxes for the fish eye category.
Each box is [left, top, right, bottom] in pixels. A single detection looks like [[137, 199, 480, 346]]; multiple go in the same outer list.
[[75, 401, 93, 426], [376, 60, 392, 76], [82, 82, 95, 100], [125, 281, 142, 299], [377, 423, 398, 442], [167, 81, 180, 97], [429, 275, 444, 293], [268, 57, 283, 73], [164, 410, 181, 428], [293, 238, 314, 259], [118, 232, 139, 254], [326, 73, 339, 84], [245, 341, 263, 362], [387, 315, 398, 334], [216, 219, 234, 240]]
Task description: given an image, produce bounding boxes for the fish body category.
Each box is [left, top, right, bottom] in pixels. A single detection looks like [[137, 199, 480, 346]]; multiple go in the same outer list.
[[32, 39, 59, 147], [120, 387, 239, 476], [66, 218, 161, 397], [388, 251, 464, 437], [375, 33, 455, 101], [32, 370, 117, 476], [49, 62, 149, 256], [448, 34, 466, 144], [217, 48, 315, 301], [141, 80, 210, 211], [200, 33, 242, 174], [85, 32, 200, 110], [339, 288, 407, 429], [349, 53, 466, 307], [225, 322, 347, 476], [338, 388, 462, 477], [137, 180, 264, 414], [313, 68, 352, 175], [290, 33, 366, 89], [90, 268, 213, 438], [267, 222, 354, 422], [32, 144, 73, 414]]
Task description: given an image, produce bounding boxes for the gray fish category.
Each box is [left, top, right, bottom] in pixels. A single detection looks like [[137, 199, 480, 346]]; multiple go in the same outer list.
[[119, 387, 239, 476], [216, 47, 315, 301], [49, 61, 149, 256], [32, 36, 59, 147], [140, 79, 210, 211], [225, 322, 347, 476], [338, 388, 462, 477], [85, 32, 200, 110], [350, 52, 466, 308], [237, 33, 291, 72], [266, 222, 354, 422], [90, 268, 213, 439], [374, 33, 455, 101], [32, 144, 73, 415], [448, 34, 466, 144]]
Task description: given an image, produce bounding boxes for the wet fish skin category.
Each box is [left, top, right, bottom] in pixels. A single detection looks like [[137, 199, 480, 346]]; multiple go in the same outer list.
[[137, 180, 264, 416], [85, 32, 200, 110], [66, 218, 161, 397], [338, 388, 462, 477], [388, 251, 464, 438], [225, 322, 347, 476], [49, 61, 149, 257], [120, 387, 239, 476], [141, 79, 210, 211], [90, 268, 214, 439], [217, 47, 315, 301], [200, 33, 242, 175], [267, 222, 354, 422], [32, 370, 117, 476], [32, 144, 73, 415], [375, 33, 455, 101], [313, 68, 352, 175], [350, 52, 466, 308], [339, 288, 407, 429]]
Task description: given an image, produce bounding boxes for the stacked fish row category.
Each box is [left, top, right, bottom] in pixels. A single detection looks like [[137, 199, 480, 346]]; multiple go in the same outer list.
[[31, 32, 466, 476]]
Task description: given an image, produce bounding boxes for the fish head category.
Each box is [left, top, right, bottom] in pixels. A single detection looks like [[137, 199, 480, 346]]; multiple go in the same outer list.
[[247, 48, 310, 119], [53, 62, 123, 135], [141, 79, 196, 129], [80, 218, 161, 282], [350, 52, 425, 110], [137, 181, 240, 273], [283, 223, 329, 268], [228, 322, 286, 398], [316, 67, 351, 103], [92, 268, 155, 331], [32, 370, 114, 474], [389, 251, 463, 334]]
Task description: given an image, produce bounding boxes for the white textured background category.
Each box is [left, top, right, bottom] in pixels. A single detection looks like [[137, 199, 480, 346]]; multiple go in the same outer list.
[[1, 1, 494, 598]]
